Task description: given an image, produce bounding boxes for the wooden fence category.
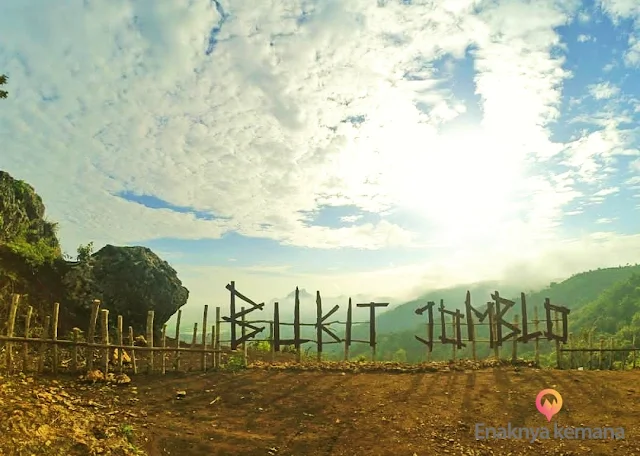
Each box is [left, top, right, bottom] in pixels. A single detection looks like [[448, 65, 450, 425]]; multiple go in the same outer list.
[[1, 285, 638, 376]]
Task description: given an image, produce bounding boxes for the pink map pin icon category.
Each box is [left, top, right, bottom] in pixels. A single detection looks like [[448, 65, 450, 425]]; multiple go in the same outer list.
[[536, 388, 563, 422]]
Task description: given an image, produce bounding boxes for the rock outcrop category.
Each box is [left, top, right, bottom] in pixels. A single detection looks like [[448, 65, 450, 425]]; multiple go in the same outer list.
[[64, 244, 189, 339]]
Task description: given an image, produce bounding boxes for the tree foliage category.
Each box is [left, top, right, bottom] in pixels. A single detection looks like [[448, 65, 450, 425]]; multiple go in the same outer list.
[[0, 74, 7, 99]]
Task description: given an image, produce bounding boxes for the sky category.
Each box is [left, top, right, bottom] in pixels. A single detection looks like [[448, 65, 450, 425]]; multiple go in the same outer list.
[[2, 0, 640, 325]]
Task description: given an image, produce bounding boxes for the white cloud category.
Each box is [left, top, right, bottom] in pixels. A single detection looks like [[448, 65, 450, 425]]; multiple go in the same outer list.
[[588, 81, 620, 100], [577, 34, 593, 42], [1, 0, 639, 314]]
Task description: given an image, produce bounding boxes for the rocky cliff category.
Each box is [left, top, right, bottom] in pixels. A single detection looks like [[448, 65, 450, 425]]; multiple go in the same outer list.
[[0, 170, 188, 339]]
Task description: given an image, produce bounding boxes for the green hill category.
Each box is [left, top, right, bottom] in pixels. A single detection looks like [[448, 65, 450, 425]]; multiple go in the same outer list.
[[324, 264, 640, 363]]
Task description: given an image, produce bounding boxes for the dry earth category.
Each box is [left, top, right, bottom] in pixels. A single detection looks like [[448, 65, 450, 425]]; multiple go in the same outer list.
[[2, 362, 640, 456]]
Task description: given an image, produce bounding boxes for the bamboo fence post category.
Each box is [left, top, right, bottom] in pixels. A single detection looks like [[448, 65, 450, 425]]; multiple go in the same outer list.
[[201, 305, 208, 371], [210, 325, 215, 367], [22, 306, 33, 372], [633, 335, 637, 369], [534, 306, 540, 366], [52, 302, 60, 374], [215, 307, 221, 369], [100, 309, 109, 374], [87, 300, 100, 371], [554, 310, 561, 369], [146, 311, 154, 374], [489, 304, 499, 360], [609, 337, 614, 370], [470, 315, 477, 362], [72, 328, 79, 373], [38, 316, 50, 373], [5, 294, 20, 372], [511, 315, 519, 363], [569, 333, 575, 369], [128, 326, 137, 374], [117, 316, 123, 373], [599, 337, 604, 369], [161, 324, 167, 375], [174, 309, 182, 371], [588, 331, 593, 370], [452, 315, 457, 362], [190, 322, 198, 368], [269, 321, 274, 363], [241, 307, 247, 367]]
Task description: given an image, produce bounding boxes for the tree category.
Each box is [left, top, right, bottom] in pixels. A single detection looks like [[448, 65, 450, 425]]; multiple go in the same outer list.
[[0, 74, 7, 99], [76, 242, 94, 262]]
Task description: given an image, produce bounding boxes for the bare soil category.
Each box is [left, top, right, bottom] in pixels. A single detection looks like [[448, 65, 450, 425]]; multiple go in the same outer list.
[[3, 361, 640, 456]]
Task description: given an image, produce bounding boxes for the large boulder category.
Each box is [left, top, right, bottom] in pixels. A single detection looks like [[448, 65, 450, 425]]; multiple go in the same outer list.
[[64, 245, 189, 339]]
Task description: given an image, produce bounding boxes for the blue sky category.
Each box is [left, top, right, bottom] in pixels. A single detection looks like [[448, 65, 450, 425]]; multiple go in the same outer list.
[[2, 0, 640, 319]]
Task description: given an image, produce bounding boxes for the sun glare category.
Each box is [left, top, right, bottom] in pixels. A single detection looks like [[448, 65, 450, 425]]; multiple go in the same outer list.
[[385, 127, 525, 243]]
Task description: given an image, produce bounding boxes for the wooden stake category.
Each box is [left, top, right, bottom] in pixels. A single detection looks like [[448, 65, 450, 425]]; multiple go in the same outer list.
[[241, 306, 247, 367], [294, 289, 301, 364], [599, 337, 604, 369], [316, 291, 322, 362], [87, 300, 100, 371], [215, 307, 221, 369], [451, 315, 457, 362], [609, 337, 614, 370], [201, 305, 208, 371], [38, 316, 50, 373], [190, 322, 198, 369], [511, 315, 519, 363], [554, 310, 561, 369], [269, 321, 274, 363], [146, 310, 154, 374], [100, 309, 109, 374], [210, 325, 215, 368], [344, 298, 352, 361], [72, 328, 79, 373], [568, 332, 574, 369], [161, 324, 167, 375], [128, 326, 137, 374], [117, 315, 123, 373], [6, 294, 19, 372], [588, 331, 593, 370], [174, 309, 182, 371], [229, 280, 236, 349], [22, 305, 32, 372], [52, 302, 60, 374], [534, 306, 540, 367]]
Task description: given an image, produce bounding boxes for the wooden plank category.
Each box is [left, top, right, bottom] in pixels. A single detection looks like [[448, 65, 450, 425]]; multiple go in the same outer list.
[[511, 315, 518, 363], [534, 306, 540, 366], [52, 302, 60, 374], [86, 300, 100, 371]]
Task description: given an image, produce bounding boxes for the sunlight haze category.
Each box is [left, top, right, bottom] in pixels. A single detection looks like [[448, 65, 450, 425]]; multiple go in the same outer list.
[[2, 0, 640, 317]]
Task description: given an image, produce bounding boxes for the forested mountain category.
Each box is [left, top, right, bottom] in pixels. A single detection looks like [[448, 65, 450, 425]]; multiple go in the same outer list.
[[324, 265, 640, 363]]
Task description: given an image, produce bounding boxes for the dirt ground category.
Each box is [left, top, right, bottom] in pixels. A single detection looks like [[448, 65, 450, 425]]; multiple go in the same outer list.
[[3, 362, 640, 456]]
